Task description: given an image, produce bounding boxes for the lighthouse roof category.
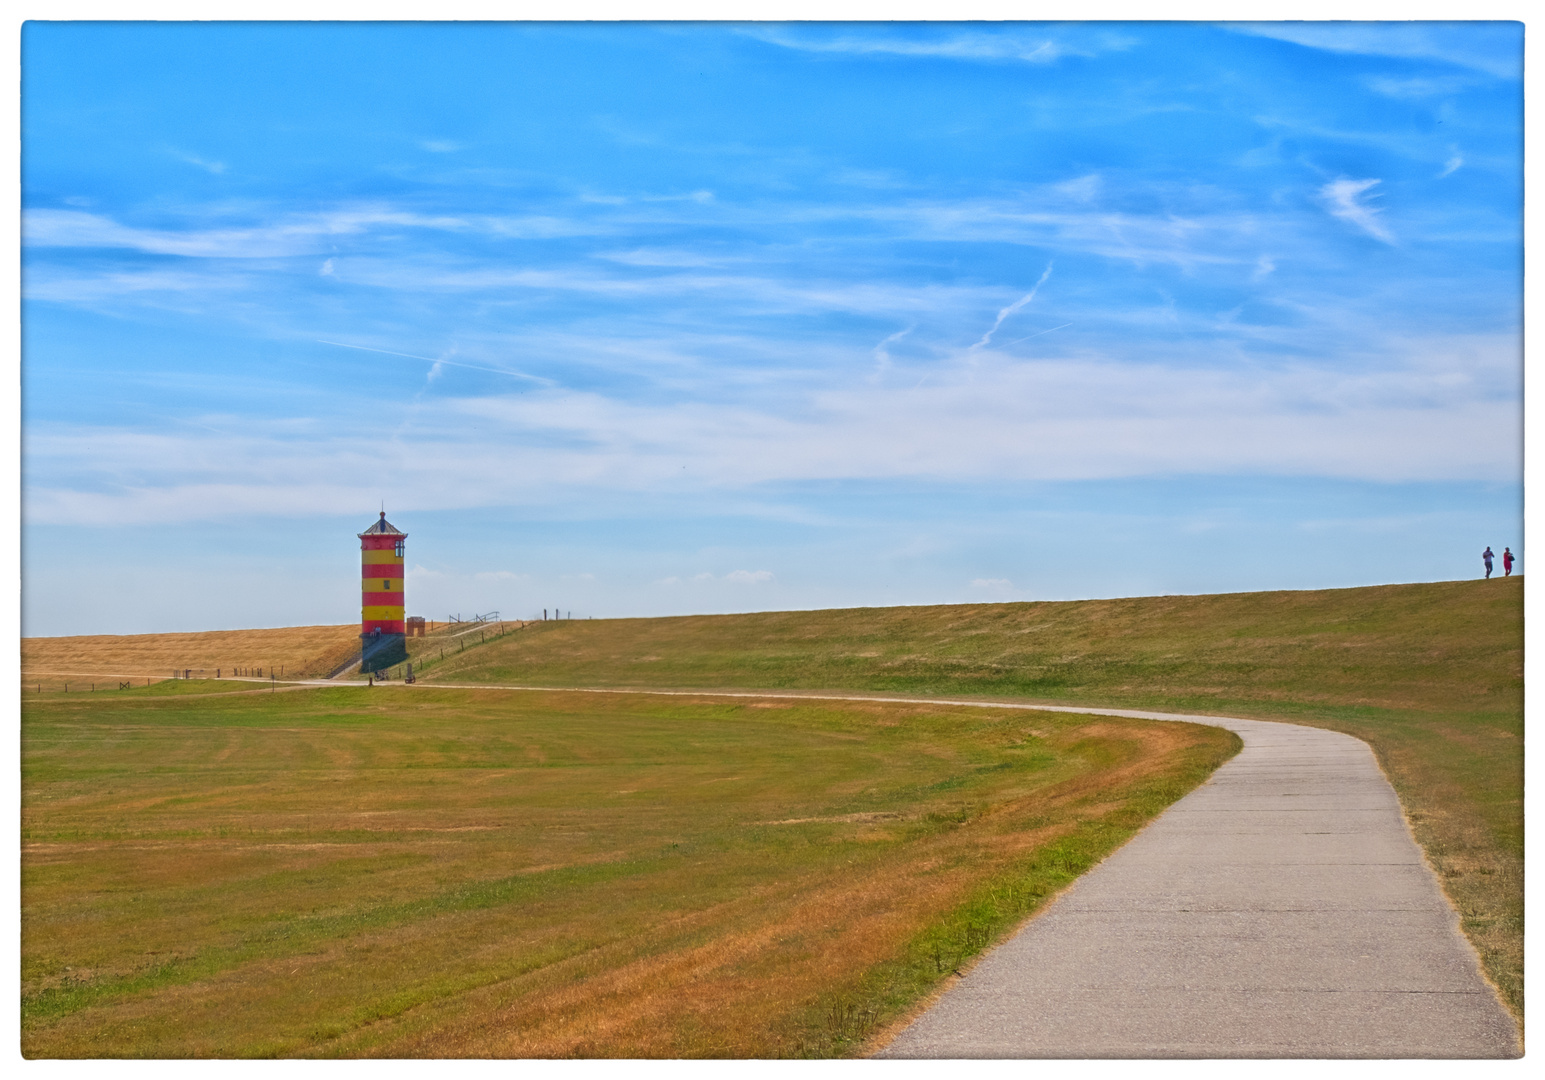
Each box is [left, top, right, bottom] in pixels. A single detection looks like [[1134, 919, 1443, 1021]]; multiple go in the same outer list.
[[359, 512, 406, 537]]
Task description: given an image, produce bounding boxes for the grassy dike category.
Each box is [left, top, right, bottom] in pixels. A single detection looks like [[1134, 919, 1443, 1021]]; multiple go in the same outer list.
[[419, 577, 1525, 1024], [22, 684, 1235, 1057]]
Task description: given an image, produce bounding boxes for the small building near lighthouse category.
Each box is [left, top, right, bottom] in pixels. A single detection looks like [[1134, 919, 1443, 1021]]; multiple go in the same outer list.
[[359, 511, 408, 672]]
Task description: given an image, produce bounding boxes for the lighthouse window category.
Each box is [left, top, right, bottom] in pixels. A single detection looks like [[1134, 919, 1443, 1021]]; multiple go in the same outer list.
[[395, 540, 405, 557], [383, 579, 391, 589]]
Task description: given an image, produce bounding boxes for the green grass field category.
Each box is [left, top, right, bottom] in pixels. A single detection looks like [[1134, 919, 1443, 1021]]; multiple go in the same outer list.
[[23, 576, 1521, 1054], [417, 577, 1524, 1021], [22, 683, 1235, 1057]]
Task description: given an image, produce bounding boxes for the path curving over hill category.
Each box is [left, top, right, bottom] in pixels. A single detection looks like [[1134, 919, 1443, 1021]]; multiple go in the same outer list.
[[875, 710, 1519, 1058], [283, 679, 1519, 1055]]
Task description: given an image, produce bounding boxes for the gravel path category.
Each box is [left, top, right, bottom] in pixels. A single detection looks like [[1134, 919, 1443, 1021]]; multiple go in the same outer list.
[[876, 711, 1519, 1058]]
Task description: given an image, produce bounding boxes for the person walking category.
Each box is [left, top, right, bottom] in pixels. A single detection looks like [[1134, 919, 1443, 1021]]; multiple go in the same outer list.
[[1503, 547, 1515, 576], [1483, 546, 1494, 579]]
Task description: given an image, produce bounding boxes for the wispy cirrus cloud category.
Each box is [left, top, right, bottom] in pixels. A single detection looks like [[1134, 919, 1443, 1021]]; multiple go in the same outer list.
[[657, 570, 773, 586], [1227, 22, 1521, 79], [166, 147, 227, 174], [17, 168, 1397, 302], [22, 206, 605, 258], [1318, 178, 1393, 243], [747, 27, 1075, 64], [22, 333, 1519, 526], [22, 207, 459, 257], [17, 21, 1524, 636], [1366, 74, 1477, 100], [23, 264, 257, 306], [972, 263, 1053, 350], [315, 340, 553, 385], [292, 256, 1010, 319]]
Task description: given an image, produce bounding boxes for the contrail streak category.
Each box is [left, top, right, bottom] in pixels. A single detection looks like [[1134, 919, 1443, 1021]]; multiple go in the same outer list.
[[972, 262, 1054, 350], [1004, 322, 1073, 347], [317, 340, 552, 384]]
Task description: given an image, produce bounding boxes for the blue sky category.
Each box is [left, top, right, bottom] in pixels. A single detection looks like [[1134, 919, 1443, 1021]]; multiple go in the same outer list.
[[20, 20, 1523, 636]]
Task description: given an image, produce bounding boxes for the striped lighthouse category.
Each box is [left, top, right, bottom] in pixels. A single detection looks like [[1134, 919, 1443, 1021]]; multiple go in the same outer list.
[[359, 511, 409, 672]]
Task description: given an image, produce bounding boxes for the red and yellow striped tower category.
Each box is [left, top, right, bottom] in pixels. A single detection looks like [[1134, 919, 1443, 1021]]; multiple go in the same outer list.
[[359, 511, 408, 672]]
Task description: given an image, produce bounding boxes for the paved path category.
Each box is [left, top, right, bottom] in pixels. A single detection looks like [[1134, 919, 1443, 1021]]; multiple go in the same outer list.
[[878, 711, 1519, 1058], [203, 680, 1519, 1055]]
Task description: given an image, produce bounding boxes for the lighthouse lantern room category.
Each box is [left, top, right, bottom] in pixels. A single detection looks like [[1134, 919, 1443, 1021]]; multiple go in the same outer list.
[[359, 511, 409, 672]]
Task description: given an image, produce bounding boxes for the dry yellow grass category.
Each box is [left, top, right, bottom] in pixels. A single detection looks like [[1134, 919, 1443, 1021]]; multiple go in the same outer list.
[[23, 578, 1521, 1047], [22, 685, 1234, 1057], [419, 578, 1524, 1023], [21, 624, 361, 687]]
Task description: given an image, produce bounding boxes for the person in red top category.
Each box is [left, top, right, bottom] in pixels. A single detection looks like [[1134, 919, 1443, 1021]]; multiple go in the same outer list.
[[1503, 547, 1514, 576]]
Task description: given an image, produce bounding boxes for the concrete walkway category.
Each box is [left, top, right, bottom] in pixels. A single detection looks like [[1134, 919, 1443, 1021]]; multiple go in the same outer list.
[[878, 711, 1518, 1058], [211, 680, 1518, 1055]]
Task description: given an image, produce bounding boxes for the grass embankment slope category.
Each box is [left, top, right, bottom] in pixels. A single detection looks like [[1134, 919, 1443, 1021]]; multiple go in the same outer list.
[[22, 685, 1234, 1056], [423, 577, 1524, 1022], [21, 624, 361, 687]]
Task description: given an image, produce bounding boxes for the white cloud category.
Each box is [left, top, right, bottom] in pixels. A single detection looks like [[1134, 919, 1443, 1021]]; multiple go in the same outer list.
[[1438, 154, 1464, 179], [657, 570, 773, 587], [1053, 174, 1102, 203], [20, 334, 1520, 527], [1228, 23, 1521, 79], [743, 26, 1131, 65], [595, 248, 736, 268], [748, 28, 1063, 63], [421, 139, 463, 153], [168, 148, 227, 174], [871, 325, 912, 376], [315, 340, 551, 385], [21, 206, 604, 259], [1366, 75, 1475, 100], [23, 265, 256, 306], [313, 256, 1000, 321], [972, 263, 1053, 350], [23, 207, 439, 258], [20, 177, 1338, 315], [1318, 178, 1393, 243]]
